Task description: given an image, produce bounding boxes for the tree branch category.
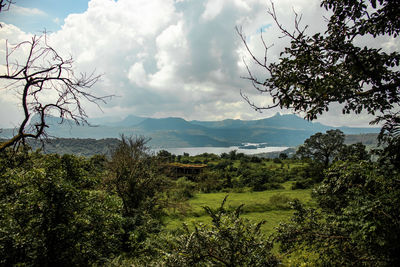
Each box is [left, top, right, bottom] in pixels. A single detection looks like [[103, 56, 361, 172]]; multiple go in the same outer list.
[[0, 34, 111, 152]]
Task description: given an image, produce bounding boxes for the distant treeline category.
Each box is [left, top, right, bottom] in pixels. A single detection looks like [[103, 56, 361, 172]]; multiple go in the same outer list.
[[0, 133, 379, 157], [0, 138, 120, 157]]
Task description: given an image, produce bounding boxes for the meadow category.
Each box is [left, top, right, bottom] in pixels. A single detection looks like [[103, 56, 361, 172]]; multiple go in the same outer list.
[[164, 181, 313, 234]]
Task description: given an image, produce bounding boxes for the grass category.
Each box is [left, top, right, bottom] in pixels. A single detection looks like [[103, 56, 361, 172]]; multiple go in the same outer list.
[[164, 181, 312, 235]]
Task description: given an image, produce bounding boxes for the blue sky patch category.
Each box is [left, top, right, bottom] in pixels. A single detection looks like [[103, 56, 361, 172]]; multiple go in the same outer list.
[[257, 24, 272, 33], [1, 0, 90, 33]]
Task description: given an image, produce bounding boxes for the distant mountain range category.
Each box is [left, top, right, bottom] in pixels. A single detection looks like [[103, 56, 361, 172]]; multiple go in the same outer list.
[[1, 113, 380, 148]]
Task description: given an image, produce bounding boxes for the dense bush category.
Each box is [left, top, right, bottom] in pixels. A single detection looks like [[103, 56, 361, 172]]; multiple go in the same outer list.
[[170, 177, 197, 200], [163, 198, 279, 266], [0, 151, 123, 266], [276, 161, 400, 266], [105, 136, 167, 256], [291, 178, 314, 190], [269, 193, 293, 209]]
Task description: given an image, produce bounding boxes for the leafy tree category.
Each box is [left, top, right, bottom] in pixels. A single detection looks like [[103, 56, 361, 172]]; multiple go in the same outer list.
[[337, 142, 370, 162], [107, 136, 160, 216], [164, 197, 278, 266], [239, 1, 400, 265], [238, 0, 400, 129], [275, 161, 400, 266], [105, 135, 165, 254], [156, 149, 175, 163], [0, 151, 123, 266], [296, 129, 345, 168], [278, 153, 288, 160], [170, 177, 197, 200]]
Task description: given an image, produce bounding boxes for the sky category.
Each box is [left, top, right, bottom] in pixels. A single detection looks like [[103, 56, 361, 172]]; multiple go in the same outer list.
[[0, 0, 398, 128]]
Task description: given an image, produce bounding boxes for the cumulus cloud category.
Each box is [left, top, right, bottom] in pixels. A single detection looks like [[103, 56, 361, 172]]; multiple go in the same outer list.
[[0, 0, 393, 128]]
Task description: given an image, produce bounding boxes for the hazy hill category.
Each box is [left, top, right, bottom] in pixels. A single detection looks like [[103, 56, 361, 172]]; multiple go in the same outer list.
[[137, 117, 205, 131], [103, 115, 146, 127], [0, 113, 380, 148]]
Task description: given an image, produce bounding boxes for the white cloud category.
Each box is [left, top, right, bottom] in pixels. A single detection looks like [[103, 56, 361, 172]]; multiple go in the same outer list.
[[0, 0, 393, 128], [11, 5, 47, 16], [201, 0, 225, 21], [53, 17, 60, 24], [0, 23, 31, 44], [149, 21, 189, 89], [128, 62, 148, 87]]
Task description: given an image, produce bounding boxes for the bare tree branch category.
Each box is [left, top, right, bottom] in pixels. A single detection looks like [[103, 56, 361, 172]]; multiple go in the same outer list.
[[0, 34, 111, 152], [0, 0, 13, 13]]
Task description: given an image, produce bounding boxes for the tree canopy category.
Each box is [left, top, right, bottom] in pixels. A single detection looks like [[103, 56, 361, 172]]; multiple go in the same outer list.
[[296, 129, 345, 168], [239, 1, 400, 265], [238, 0, 400, 131]]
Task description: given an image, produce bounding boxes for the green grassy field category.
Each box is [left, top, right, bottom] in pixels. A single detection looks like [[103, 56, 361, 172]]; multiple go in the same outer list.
[[164, 181, 313, 234]]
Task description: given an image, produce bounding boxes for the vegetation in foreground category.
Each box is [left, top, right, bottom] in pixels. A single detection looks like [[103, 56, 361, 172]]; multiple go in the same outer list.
[[1, 0, 400, 266], [1, 128, 399, 266]]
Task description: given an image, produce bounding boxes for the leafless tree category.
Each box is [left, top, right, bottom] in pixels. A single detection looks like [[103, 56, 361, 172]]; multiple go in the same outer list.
[[0, 0, 13, 13], [0, 0, 14, 28], [0, 34, 108, 152], [235, 2, 308, 113]]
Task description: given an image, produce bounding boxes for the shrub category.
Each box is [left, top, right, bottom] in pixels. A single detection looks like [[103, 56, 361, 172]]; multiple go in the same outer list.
[[291, 178, 314, 189], [269, 193, 293, 209], [163, 197, 278, 266], [0, 152, 123, 266], [171, 177, 197, 200]]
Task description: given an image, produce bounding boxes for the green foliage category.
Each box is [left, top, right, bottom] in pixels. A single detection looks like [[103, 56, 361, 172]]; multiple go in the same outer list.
[[106, 135, 164, 217], [197, 170, 225, 193], [156, 149, 175, 163], [297, 129, 345, 168], [0, 151, 123, 266], [163, 197, 279, 266], [275, 161, 400, 266], [272, 157, 282, 164], [337, 142, 370, 162], [105, 136, 166, 256], [242, 0, 400, 126], [375, 134, 400, 172], [268, 193, 293, 209], [291, 178, 314, 190], [278, 153, 288, 160], [170, 177, 197, 200]]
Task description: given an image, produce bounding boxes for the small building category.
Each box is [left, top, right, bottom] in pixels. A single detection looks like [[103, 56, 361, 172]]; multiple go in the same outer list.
[[167, 162, 207, 179]]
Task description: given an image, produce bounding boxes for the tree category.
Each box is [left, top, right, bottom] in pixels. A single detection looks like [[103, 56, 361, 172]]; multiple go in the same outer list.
[[275, 161, 400, 266], [164, 197, 278, 266], [238, 0, 400, 130], [107, 136, 163, 217], [278, 152, 288, 160], [106, 135, 165, 254], [0, 0, 12, 14], [0, 34, 107, 152], [337, 142, 370, 162], [296, 129, 345, 168], [0, 151, 124, 266], [238, 1, 400, 265]]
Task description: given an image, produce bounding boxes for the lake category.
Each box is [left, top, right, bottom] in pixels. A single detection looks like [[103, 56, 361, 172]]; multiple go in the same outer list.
[[153, 145, 289, 156]]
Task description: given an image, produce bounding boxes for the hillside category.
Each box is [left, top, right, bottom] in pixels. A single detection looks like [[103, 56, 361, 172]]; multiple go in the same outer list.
[[0, 113, 380, 148]]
